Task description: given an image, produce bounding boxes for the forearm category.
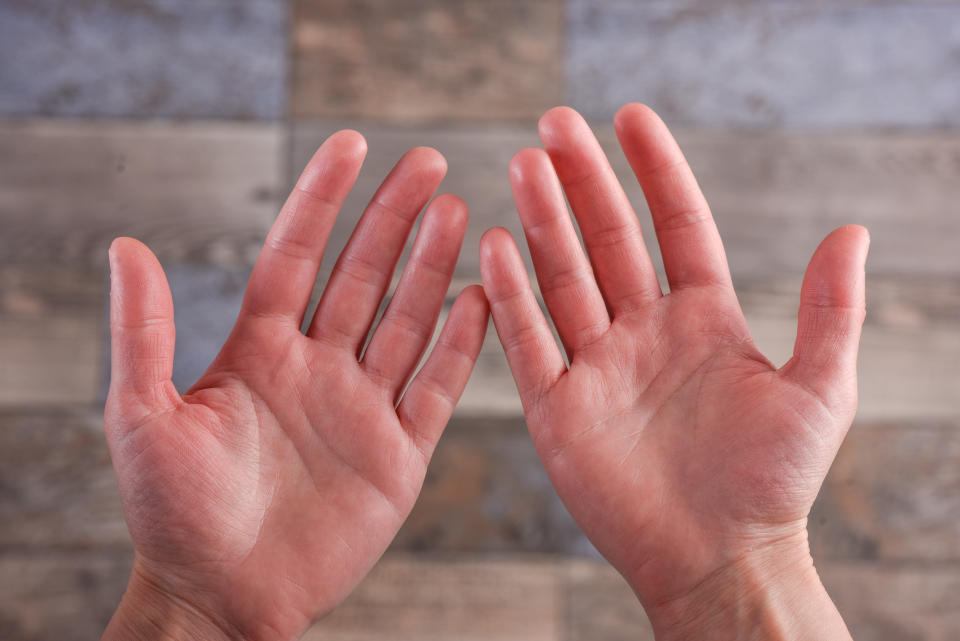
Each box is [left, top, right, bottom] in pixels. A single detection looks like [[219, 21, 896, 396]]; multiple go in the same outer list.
[[103, 562, 242, 641], [637, 536, 851, 641]]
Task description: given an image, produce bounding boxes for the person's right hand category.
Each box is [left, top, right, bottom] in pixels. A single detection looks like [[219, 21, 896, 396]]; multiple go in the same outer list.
[[480, 105, 867, 640], [103, 131, 489, 641]]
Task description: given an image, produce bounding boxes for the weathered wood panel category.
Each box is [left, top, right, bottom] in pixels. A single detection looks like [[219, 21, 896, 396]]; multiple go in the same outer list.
[[742, 277, 960, 422], [0, 0, 287, 119], [2, 554, 958, 641], [94, 268, 959, 421], [0, 407, 127, 548], [820, 562, 960, 641], [396, 417, 584, 555], [291, 0, 563, 122], [811, 424, 960, 562], [0, 268, 102, 406], [7, 406, 960, 564], [567, 2, 960, 128], [305, 557, 561, 641], [0, 120, 283, 269], [562, 560, 655, 641], [0, 553, 131, 641], [290, 122, 960, 277]]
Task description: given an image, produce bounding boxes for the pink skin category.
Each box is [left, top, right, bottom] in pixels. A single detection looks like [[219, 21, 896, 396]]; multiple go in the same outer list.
[[480, 104, 867, 639], [103, 131, 489, 641]]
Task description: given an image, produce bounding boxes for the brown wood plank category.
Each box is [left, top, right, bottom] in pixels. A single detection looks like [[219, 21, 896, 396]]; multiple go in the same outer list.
[[0, 120, 283, 269], [291, 0, 563, 122], [0, 268, 102, 406]]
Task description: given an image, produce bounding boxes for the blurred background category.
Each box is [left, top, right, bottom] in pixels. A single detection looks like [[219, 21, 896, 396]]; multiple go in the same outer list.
[[1, 1, 959, 639]]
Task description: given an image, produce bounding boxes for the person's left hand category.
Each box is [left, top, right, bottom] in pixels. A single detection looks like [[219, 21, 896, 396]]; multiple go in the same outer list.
[[103, 131, 488, 641]]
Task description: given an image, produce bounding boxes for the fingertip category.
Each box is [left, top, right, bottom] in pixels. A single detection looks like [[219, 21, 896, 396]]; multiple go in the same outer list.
[[456, 284, 491, 317], [509, 147, 551, 184], [405, 145, 448, 180], [831, 224, 870, 252], [479, 227, 516, 264], [428, 193, 469, 226], [326, 129, 368, 158], [312, 130, 367, 171], [614, 102, 660, 133], [108, 237, 160, 277], [803, 225, 870, 311], [538, 105, 586, 144], [817, 225, 871, 267], [299, 130, 368, 192]]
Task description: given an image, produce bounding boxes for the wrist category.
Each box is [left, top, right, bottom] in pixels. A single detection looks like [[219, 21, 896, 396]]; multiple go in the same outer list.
[[103, 560, 244, 641], [637, 531, 851, 641]]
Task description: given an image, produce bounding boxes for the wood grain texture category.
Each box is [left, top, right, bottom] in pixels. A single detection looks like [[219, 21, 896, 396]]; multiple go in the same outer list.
[[290, 121, 960, 277], [131, 270, 960, 422], [7, 407, 960, 564], [820, 562, 960, 641], [562, 560, 655, 641], [291, 0, 563, 122], [0, 120, 283, 269], [0, 268, 102, 406], [0, 553, 131, 641], [304, 557, 562, 641], [454, 275, 960, 421], [811, 423, 960, 563], [0, 0, 287, 119], [567, 2, 960, 128], [0, 407, 128, 548], [2, 553, 958, 641], [396, 417, 587, 555]]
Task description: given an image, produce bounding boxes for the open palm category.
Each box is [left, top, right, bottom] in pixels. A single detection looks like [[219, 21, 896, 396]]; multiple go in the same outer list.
[[480, 105, 867, 635], [104, 132, 488, 641]]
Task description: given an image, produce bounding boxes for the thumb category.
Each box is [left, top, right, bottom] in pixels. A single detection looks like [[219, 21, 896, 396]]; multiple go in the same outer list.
[[107, 238, 179, 432], [781, 225, 869, 416]]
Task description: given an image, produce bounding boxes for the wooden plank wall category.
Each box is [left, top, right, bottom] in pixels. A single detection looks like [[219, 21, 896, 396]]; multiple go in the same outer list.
[[1, 1, 959, 639]]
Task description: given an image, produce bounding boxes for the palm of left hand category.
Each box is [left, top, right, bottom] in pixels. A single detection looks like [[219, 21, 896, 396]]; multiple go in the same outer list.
[[105, 132, 488, 641]]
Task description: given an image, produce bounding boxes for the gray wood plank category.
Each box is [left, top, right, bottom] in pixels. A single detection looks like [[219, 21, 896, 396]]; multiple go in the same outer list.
[[8, 407, 960, 564], [2, 552, 957, 641], [0, 268, 102, 406], [303, 556, 561, 641], [560, 559, 960, 641], [811, 423, 960, 563], [741, 276, 960, 422], [290, 121, 960, 278], [0, 120, 283, 269], [0, 407, 128, 548], [0, 552, 131, 641], [396, 417, 589, 556], [456, 275, 960, 422], [562, 560, 655, 641], [291, 0, 563, 122], [820, 562, 960, 641], [567, 2, 960, 128], [0, 0, 287, 119]]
